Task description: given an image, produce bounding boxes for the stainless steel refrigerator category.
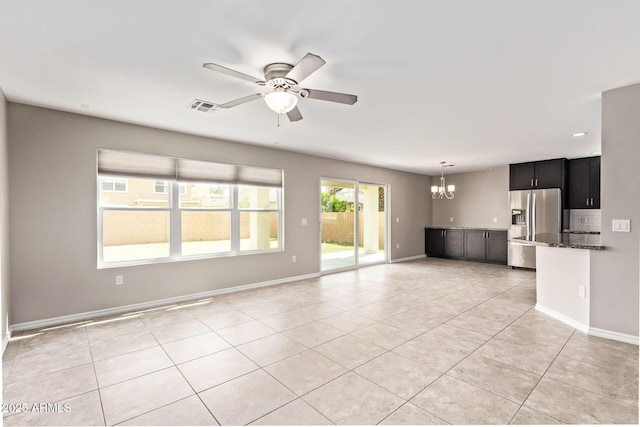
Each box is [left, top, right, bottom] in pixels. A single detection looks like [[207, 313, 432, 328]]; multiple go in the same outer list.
[[508, 188, 561, 269]]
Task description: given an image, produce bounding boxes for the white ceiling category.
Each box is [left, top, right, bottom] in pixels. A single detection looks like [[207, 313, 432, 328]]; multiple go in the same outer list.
[[1, 1, 640, 175]]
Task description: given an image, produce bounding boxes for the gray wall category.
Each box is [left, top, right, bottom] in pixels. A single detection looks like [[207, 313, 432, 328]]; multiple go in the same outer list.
[[8, 103, 431, 325], [0, 87, 9, 347], [590, 82, 640, 337], [431, 166, 509, 229]]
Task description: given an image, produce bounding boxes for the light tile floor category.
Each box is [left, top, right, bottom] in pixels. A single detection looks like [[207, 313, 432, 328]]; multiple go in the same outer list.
[[2, 258, 638, 425]]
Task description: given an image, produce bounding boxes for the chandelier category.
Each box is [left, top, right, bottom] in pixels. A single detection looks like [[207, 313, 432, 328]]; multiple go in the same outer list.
[[431, 162, 455, 199]]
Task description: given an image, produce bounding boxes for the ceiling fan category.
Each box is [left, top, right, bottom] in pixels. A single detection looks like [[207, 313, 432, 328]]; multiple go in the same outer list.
[[202, 53, 357, 122]]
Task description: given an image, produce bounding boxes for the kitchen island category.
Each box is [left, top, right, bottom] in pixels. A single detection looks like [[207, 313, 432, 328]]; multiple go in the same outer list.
[[512, 233, 603, 332]]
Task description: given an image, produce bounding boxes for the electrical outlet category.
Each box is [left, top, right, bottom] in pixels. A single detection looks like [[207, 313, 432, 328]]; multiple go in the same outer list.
[[396, 243, 400, 249], [115, 275, 124, 286], [301, 218, 307, 226], [449, 217, 454, 223], [292, 255, 297, 262], [579, 286, 586, 298], [493, 217, 498, 223]]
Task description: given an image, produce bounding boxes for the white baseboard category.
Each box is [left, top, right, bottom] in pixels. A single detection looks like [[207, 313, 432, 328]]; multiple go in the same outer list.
[[390, 254, 426, 263], [535, 304, 589, 334], [11, 272, 320, 332], [536, 304, 639, 345], [588, 326, 639, 346]]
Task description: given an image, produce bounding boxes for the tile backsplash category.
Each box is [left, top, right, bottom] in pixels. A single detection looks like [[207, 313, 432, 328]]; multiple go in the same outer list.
[[569, 209, 601, 232]]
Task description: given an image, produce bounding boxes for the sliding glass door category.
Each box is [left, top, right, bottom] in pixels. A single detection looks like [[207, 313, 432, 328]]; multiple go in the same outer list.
[[359, 183, 386, 265], [320, 180, 357, 271], [320, 179, 387, 272]]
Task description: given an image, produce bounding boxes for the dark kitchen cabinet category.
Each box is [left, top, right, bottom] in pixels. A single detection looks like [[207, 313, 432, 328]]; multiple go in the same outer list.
[[568, 156, 600, 209], [464, 230, 487, 260], [426, 228, 507, 264], [425, 228, 445, 257], [509, 162, 535, 190], [464, 229, 508, 264], [509, 158, 566, 190], [486, 230, 508, 263], [445, 229, 464, 258], [425, 228, 463, 258]]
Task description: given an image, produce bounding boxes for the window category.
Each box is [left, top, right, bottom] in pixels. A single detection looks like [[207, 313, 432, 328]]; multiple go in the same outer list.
[[180, 183, 232, 256], [153, 180, 168, 194], [238, 186, 280, 251], [101, 177, 128, 192], [155, 180, 186, 195], [97, 149, 283, 267], [100, 177, 170, 263]]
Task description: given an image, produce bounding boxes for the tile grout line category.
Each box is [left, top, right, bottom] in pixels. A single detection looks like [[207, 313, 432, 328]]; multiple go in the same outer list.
[[85, 326, 108, 427], [505, 329, 576, 425]]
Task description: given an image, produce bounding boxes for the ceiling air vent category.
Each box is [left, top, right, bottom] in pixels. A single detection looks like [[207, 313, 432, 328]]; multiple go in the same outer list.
[[189, 99, 218, 113]]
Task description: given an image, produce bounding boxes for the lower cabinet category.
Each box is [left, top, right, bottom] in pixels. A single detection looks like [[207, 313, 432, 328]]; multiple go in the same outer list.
[[465, 230, 508, 263], [425, 228, 464, 258], [425, 228, 507, 264], [445, 229, 464, 258], [464, 230, 487, 260], [486, 231, 508, 263], [425, 228, 446, 257]]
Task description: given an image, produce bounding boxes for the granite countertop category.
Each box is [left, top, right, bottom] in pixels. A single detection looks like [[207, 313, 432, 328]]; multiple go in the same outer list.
[[427, 226, 508, 231], [511, 233, 604, 250], [562, 230, 601, 235]]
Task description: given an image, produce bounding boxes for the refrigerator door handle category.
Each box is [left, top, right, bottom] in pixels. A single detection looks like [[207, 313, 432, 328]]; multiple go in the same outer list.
[[526, 192, 531, 237], [532, 192, 537, 237]]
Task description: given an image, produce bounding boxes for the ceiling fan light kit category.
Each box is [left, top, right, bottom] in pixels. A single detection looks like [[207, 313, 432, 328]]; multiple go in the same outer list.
[[202, 53, 357, 122], [264, 89, 298, 114]]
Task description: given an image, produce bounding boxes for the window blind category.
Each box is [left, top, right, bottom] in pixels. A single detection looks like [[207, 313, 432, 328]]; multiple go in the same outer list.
[[98, 149, 283, 187], [176, 158, 237, 184], [97, 149, 177, 180]]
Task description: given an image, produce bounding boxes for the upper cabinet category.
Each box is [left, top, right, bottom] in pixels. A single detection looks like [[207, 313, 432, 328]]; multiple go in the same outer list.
[[567, 156, 600, 209], [509, 158, 566, 190]]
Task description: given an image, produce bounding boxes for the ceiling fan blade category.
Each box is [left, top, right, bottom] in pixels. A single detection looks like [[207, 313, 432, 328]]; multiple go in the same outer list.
[[219, 94, 263, 108], [203, 63, 264, 85], [303, 89, 358, 105], [285, 53, 326, 84], [287, 106, 303, 122]]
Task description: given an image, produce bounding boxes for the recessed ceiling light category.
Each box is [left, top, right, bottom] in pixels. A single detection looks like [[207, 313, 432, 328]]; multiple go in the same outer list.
[[572, 132, 588, 137], [591, 150, 602, 155]]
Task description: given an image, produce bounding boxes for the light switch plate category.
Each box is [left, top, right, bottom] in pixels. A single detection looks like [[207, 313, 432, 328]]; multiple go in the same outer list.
[[612, 219, 631, 232], [301, 218, 307, 226]]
